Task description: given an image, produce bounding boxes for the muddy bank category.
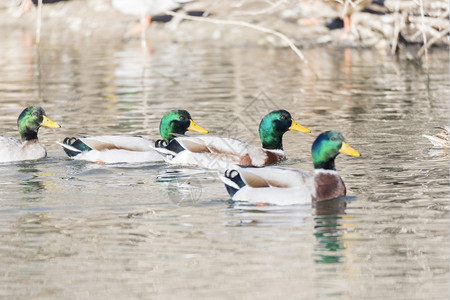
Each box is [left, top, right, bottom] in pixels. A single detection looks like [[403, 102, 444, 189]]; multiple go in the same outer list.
[[1, 0, 448, 58]]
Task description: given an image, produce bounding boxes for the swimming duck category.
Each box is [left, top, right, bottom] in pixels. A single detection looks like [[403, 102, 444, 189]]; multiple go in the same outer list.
[[220, 131, 360, 205], [57, 110, 207, 164], [0, 105, 61, 163], [423, 126, 449, 149], [154, 110, 310, 170]]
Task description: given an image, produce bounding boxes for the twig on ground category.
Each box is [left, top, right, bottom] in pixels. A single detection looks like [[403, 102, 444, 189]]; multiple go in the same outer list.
[[418, 28, 450, 57], [36, 0, 43, 45], [391, 0, 401, 55], [418, 0, 428, 65], [231, 0, 289, 16], [164, 10, 318, 78]]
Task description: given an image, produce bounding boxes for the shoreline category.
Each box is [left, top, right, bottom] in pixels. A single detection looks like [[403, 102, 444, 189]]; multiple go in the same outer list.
[[1, 0, 448, 60]]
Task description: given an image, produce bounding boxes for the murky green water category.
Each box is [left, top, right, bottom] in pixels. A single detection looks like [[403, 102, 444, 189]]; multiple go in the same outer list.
[[0, 29, 448, 299]]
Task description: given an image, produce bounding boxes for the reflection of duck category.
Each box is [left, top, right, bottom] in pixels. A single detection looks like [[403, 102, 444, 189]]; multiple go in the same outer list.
[[111, 0, 195, 35], [313, 199, 347, 264], [423, 126, 449, 149], [0, 106, 61, 163], [57, 110, 207, 164], [221, 131, 360, 205], [154, 110, 310, 170]]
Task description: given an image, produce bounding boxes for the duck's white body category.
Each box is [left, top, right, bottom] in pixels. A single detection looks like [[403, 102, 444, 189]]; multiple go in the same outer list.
[[0, 136, 47, 163], [220, 166, 346, 205], [159, 136, 285, 171], [58, 135, 164, 164], [111, 0, 193, 16]]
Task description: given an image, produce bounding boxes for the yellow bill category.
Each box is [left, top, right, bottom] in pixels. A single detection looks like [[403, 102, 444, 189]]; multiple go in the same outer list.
[[339, 142, 360, 157], [289, 119, 311, 133], [188, 119, 208, 134], [41, 115, 61, 128]]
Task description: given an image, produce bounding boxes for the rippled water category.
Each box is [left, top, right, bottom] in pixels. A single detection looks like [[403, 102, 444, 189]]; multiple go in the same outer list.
[[0, 29, 449, 299]]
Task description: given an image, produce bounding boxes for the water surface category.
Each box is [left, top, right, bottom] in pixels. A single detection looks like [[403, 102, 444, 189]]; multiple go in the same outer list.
[[0, 30, 449, 299]]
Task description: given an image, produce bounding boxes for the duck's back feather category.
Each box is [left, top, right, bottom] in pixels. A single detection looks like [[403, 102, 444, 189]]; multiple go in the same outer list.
[[79, 136, 155, 152], [238, 166, 311, 188], [175, 137, 212, 153], [58, 135, 163, 163], [176, 136, 250, 155], [166, 136, 285, 170]]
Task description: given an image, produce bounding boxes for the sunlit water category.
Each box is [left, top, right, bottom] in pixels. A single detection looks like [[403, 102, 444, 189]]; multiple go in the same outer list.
[[0, 29, 448, 299]]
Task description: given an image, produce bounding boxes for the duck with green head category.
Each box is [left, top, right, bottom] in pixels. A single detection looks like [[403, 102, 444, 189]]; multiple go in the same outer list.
[[154, 109, 310, 170], [220, 131, 361, 205], [58, 109, 208, 164], [0, 105, 61, 163]]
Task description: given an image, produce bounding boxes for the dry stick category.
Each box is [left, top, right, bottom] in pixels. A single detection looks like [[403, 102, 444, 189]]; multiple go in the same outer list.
[[418, 28, 450, 58], [164, 11, 318, 79], [164, 11, 319, 79], [390, 0, 400, 55], [140, 0, 147, 50], [232, 0, 289, 16], [341, 0, 364, 17], [36, 0, 43, 45], [418, 0, 428, 65]]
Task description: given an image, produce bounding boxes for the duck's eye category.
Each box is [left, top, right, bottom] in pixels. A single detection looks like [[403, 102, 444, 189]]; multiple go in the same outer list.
[[32, 112, 38, 117], [280, 115, 287, 120], [179, 116, 185, 120], [330, 137, 338, 141]]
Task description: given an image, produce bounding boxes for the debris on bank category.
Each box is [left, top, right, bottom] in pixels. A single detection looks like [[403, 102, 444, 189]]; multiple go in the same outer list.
[[1, 0, 448, 59]]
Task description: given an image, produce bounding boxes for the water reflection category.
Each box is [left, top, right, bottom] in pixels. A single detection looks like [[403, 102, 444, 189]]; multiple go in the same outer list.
[[17, 161, 46, 200], [428, 148, 449, 158], [313, 199, 348, 264], [0, 24, 448, 299], [156, 168, 218, 206]]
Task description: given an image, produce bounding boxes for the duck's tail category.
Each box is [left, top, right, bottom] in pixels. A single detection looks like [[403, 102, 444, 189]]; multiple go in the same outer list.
[[56, 137, 91, 157], [219, 169, 246, 198]]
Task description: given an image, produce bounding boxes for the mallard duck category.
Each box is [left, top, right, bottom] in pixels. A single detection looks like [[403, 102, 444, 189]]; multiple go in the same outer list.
[[153, 110, 310, 170], [333, 0, 371, 35], [0, 105, 61, 163], [220, 131, 360, 205], [111, 0, 195, 35], [112, 0, 193, 16], [57, 110, 207, 164], [17, 0, 68, 15], [301, 0, 372, 36], [423, 126, 449, 149]]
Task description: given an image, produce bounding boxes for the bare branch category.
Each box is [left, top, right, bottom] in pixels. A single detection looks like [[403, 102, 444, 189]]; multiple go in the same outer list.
[[36, 0, 43, 45], [164, 10, 318, 78], [231, 0, 289, 16], [418, 0, 428, 65], [418, 28, 450, 57]]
